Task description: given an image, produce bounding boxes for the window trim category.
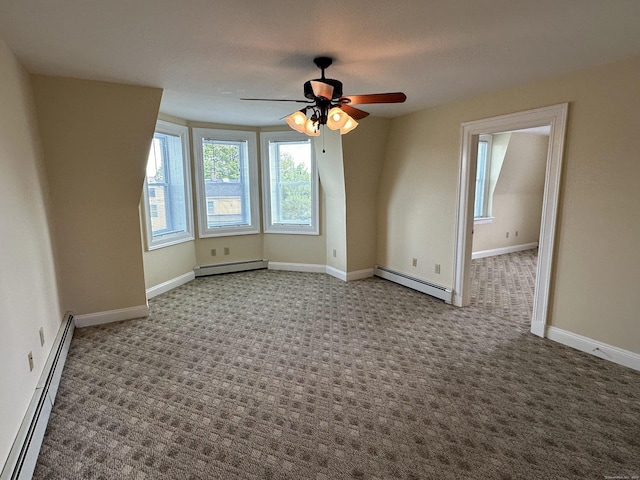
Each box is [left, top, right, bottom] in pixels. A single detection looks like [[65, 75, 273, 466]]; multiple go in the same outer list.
[[141, 120, 194, 251], [192, 128, 260, 237], [260, 131, 319, 235]]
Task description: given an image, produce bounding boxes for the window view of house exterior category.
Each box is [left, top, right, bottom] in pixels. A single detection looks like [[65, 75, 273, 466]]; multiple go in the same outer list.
[[192, 129, 259, 237], [202, 140, 250, 227], [142, 121, 193, 249]]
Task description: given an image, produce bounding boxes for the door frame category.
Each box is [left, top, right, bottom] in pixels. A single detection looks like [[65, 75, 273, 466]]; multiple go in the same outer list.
[[452, 103, 568, 337]]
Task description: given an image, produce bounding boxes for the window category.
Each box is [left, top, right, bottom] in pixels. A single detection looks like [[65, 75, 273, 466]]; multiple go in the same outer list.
[[474, 134, 493, 220], [141, 120, 194, 250], [260, 132, 318, 234], [192, 128, 260, 237]]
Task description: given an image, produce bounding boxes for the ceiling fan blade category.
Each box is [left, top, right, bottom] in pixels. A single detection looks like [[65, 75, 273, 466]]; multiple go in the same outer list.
[[340, 104, 370, 120], [342, 92, 407, 105], [310, 81, 334, 100], [240, 98, 312, 103]]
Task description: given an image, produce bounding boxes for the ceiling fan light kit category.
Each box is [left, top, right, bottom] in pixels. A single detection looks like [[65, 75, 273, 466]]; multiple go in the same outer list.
[[243, 56, 406, 137]]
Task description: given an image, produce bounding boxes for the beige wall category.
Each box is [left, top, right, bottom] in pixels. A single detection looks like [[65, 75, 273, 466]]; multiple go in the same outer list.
[[473, 133, 547, 252], [32, 75, 162, 315], [342, 117, 390, 272], [0, 40, 62, 467], [262, 227, 326, 265], [378, 106, 461, 285], [379, 55, 640, 353], [142, 239, 196, 290], [315, 129, 347, 272]]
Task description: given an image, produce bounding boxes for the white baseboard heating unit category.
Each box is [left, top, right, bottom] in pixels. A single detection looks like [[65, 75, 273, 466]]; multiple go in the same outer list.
[[194, 259, 268, 277], [374, 266, 452, 303], [1, 312, 75, 480]]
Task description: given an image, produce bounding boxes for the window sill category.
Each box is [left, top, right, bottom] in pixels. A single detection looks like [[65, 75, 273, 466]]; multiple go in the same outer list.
[[264, 226, 319, 235], [474, 216, 494, 225], [199, 225, 260, 238], [147, 234, 194, 251]]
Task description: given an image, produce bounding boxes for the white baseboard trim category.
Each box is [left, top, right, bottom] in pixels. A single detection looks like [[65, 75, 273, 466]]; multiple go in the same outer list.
[[374, 265, 453, 304], [546, 326, 640, 372], [530, 320, 545, 338], [268, 263, 373, 282], [326, 266, 347, 281], [146, 271, 195, 299], [268, 262, 326, 274], [1, 312, 75, 480], [346, 268, 374, 281], [472, 242, 538, 259], [74, 304, 149, 328]]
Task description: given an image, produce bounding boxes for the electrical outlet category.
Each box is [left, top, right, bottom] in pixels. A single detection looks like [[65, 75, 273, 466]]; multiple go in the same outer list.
[[515, 231, 519, 237], [435, 264, 441, 274], [39, 327, 45, 346], [224, 247, 230, 255], [211, 248, 217, 256], [506, 232, 510, 238], [28, 351, 34, 372], [332, 249, 337, 258], [412, 258, 417, 267]]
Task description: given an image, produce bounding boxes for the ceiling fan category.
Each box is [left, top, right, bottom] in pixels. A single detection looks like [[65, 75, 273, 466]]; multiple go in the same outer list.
[[241, 56, 406, 136]]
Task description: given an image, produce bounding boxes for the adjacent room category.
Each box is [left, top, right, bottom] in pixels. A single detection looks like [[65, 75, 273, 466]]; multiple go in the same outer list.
[[1, 1, 639, 478]]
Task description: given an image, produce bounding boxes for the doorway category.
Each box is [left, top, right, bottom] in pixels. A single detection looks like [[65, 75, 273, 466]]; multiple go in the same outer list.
[[452, 104, 568, 337], [469, 128, 549, 324]]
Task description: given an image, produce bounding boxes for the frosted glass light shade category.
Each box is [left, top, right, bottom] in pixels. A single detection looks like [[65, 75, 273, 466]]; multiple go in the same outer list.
[[286, 111, 307, 133], [326, 107, 349, 130], [340, 116, 358, 134], [304, 119, 321, 137]]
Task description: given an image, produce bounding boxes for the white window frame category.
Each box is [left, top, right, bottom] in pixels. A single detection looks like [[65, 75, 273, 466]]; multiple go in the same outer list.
[[192, 128, 260, 237], [260, 131, 319, 235], [141, 120, 194, 250]]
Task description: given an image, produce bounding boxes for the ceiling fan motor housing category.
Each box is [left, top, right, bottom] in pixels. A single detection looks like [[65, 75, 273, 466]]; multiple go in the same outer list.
[[304, 78, 343, 100]]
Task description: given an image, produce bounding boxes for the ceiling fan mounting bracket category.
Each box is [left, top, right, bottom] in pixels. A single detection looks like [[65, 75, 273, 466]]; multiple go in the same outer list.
[[306, 56, 342, 100], [313, 56, 333, 74]]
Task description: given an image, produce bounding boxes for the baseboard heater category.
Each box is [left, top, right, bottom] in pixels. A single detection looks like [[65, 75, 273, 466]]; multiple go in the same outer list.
[[374, 266, 453, 304], [1, 312, 75, 480], [194, 259, 268, 277]]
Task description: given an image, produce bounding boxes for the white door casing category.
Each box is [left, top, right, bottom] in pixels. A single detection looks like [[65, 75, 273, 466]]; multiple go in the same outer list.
[[453, 103, 568, 337]]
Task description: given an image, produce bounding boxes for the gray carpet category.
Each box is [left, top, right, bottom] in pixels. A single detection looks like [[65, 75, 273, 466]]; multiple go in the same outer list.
[[34, 270, 640, 479], [470, 249, 537, 324]]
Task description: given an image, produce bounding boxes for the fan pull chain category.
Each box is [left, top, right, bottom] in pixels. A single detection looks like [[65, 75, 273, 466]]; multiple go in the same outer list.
[[322, 126, 326, 153]]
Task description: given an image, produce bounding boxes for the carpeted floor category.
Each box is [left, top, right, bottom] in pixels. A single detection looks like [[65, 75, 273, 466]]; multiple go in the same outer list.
[[469, 248, 537, 325], [33, 269, 640, 479]]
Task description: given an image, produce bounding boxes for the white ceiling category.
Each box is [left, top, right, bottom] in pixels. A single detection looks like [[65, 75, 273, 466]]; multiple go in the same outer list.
[[2, 0, 640, 127]]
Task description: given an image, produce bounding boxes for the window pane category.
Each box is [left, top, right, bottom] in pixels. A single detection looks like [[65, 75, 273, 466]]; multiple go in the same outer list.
[[269, 141, 312, 225], [260, 131, 317, 235], [143, 121, 193, 250], [147, 133, 188, 237], [474, 140, 488, 218], [201, 139, 250, 228], [193, 129, 259, 238]]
